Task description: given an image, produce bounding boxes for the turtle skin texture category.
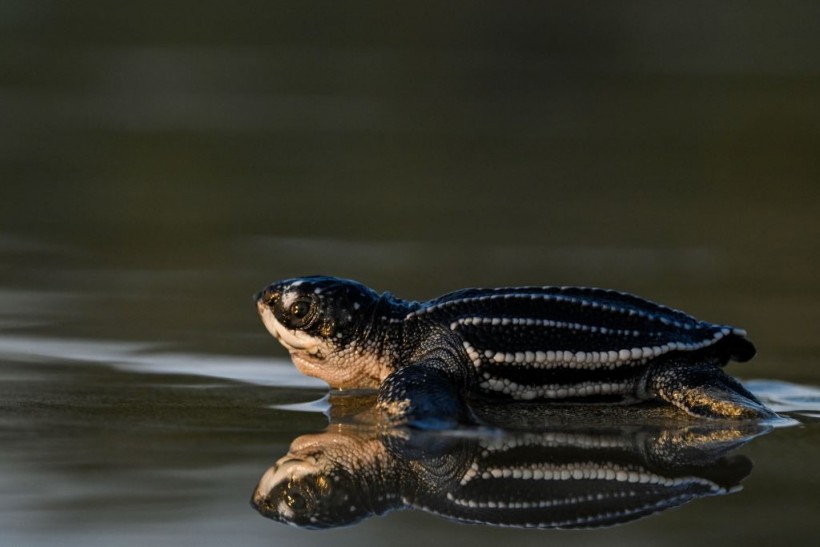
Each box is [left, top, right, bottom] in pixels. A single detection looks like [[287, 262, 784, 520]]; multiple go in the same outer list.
[[255, 276, 776, 428]]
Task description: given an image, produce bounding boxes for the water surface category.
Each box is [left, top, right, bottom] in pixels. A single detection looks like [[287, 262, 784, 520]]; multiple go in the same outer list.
[[1, 238, 819, 546]]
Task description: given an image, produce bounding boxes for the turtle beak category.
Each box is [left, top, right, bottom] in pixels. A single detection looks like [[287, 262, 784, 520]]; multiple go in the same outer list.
[[254, 286, 280, 308], [254, 290, 268, 315]]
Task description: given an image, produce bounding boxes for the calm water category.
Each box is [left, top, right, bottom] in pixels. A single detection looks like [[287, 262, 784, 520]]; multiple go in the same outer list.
[[2, 2, 820, 546]]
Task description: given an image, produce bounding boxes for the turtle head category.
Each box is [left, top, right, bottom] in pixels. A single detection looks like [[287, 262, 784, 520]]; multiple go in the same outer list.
[[255, 276, 388, 388]]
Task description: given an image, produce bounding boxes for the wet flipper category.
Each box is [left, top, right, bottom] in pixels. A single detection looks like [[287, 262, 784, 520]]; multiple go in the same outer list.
[[644, 360, 776, 420], [377, 363, 472, 429]]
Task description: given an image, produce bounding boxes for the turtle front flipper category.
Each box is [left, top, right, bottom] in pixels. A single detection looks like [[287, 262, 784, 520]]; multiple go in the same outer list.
[[643, 358, 777, 420], [377, 363, 473, 429]]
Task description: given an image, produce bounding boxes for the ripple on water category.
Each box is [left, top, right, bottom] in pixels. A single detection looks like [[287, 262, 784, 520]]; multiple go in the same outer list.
[[0, 334, 325, 389], [746, 379, 820, 420]]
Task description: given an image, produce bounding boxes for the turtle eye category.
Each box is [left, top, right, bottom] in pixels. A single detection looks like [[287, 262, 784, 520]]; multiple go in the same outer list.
[[289, 298, 314, 323], [286, 489, 308, 511]]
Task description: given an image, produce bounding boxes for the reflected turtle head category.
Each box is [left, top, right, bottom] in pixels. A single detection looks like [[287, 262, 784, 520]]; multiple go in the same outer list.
[[251, 452, 391, 529]]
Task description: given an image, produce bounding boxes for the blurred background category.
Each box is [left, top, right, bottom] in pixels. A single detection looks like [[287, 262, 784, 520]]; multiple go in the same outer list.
[[3, 1, 820, 367], [1, 2, 819, 546]]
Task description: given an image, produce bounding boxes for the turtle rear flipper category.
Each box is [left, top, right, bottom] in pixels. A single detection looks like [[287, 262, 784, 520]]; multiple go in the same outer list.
[[644, 359, 776, 420], [721, 332, 756, 363]]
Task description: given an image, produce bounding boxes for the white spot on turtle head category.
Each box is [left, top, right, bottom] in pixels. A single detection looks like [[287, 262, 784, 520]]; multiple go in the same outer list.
[[281, 290, 300, 308]]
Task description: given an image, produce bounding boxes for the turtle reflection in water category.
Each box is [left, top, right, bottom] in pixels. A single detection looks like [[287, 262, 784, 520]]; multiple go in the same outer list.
[[255, 276, 775, 428], [252, 416, 766, 530]]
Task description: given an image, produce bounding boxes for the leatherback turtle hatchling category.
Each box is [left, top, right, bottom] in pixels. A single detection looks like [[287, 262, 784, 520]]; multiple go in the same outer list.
[[255, 276, 775, 427]]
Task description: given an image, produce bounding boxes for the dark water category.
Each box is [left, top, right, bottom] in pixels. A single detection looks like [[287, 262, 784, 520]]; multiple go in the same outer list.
[[2, 2, 820, 546]]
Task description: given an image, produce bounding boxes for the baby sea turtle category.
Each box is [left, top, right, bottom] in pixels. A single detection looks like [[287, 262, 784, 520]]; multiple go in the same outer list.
[[254, 276, 775, 427]]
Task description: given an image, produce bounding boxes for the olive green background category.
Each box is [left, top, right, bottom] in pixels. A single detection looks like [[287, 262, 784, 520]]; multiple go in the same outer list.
[[1, 2, 819, 545]]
